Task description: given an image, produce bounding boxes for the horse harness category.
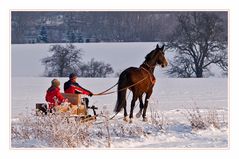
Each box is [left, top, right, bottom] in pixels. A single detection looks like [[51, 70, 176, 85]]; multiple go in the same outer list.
[[140, 62, 156, 85]]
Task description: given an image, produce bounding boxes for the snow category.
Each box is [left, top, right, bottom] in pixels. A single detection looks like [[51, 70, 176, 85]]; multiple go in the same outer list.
[[11, 77, 228, 148]]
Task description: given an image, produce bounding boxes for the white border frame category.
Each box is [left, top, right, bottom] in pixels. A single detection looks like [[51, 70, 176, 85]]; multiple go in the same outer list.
[[1, 0, 238, 159]]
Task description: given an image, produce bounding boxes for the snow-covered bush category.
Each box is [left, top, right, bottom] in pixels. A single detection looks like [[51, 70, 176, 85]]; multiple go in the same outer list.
[[205, 109, 220, 129], [185, 108, 221, 130], [12, 108, 168, 148], [12, 112, 92, 148], [149, 108, 167, 131]]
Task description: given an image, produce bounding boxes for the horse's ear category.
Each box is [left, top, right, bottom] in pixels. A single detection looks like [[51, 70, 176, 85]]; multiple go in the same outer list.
[[156, 44, 159, 49], [160, 45, 165, 51]]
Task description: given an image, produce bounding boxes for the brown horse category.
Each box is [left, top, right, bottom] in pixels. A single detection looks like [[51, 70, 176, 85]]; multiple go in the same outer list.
[[114, 44, 168, 123]]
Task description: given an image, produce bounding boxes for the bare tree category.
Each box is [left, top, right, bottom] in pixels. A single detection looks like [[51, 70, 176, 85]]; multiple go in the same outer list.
[[166, 12, 228, 78], [79, 58, 114, 77], [217, 50, 228, 76], [41, 44, 82, 77]]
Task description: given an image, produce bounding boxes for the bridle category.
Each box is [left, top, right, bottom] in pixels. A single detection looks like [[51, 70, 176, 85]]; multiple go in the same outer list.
[[141, 62, 156, 72]]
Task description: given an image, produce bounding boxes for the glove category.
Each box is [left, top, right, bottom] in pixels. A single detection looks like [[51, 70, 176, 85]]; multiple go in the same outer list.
[[89, 92, 93, 97]]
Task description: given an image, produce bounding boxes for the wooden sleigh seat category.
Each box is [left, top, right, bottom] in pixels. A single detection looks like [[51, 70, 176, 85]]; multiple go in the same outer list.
[[61, 93, 97, 123], [61, 93, 82, 105], [61, 93, 88, 116]]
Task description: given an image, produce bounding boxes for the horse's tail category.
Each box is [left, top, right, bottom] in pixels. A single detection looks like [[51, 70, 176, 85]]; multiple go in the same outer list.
[[114, 72, 128, 113]]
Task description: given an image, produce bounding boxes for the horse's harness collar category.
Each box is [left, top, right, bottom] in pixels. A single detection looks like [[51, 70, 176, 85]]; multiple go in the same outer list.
[[140, 62, 156, 85]]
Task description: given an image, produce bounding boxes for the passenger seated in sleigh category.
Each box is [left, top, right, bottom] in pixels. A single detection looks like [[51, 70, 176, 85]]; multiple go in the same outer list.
[[44, 74, 94, 115], [45, 79, 70, 113]]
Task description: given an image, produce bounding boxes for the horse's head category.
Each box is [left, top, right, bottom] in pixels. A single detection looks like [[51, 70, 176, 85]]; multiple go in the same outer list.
[[145, 44, 168, 68], [155, 44, 168, 68]]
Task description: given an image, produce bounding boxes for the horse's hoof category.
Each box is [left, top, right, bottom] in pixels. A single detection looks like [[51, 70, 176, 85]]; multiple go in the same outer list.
[[136, 111, 142, 118], [143, 117, 148, 122], [129, 118, 133, 123], [123, 116, 129, 122]]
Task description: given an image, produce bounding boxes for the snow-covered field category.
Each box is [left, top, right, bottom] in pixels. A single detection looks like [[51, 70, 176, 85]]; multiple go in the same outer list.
[[11, 77, 228, 148]]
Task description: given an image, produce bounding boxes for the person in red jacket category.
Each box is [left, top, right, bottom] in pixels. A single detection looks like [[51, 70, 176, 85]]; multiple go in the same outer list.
[[64, 73, 93, 107], [64, 73, 93, 96], [45, 79, 65, 110]]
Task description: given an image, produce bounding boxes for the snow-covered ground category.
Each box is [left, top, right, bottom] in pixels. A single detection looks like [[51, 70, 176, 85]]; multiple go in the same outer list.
[[11, 77, 228, 148], [11, 77, 227, 118]]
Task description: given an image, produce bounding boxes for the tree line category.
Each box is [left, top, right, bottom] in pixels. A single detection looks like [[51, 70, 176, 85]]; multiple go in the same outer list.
[[11, 11, 227, 44]]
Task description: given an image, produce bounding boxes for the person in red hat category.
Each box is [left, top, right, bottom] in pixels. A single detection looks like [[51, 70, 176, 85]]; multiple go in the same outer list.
[[45, 79, 65, 110]]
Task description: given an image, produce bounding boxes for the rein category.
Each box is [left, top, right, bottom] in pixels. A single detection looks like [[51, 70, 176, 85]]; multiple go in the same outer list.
[[93, 76, 148, 96], [93, 82, 118, 96]]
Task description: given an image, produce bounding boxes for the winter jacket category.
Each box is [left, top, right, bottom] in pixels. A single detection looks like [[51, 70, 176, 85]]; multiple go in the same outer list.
[[64, 80, 92, 95], [45, 86, 65, 109]]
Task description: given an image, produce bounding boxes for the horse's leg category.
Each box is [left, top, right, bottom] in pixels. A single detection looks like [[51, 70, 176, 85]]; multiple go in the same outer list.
[[136, 95, 144, 118], [129, 95, 137, 123], [142, 90, 153, 122], [123, 104, 128, 122]]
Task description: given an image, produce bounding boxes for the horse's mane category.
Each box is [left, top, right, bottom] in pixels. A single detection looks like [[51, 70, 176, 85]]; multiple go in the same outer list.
[[145, 50, 156, 61]]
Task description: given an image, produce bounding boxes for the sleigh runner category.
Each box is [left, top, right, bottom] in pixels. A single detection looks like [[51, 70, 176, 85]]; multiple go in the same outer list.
[[36, 93, 98, 123]]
